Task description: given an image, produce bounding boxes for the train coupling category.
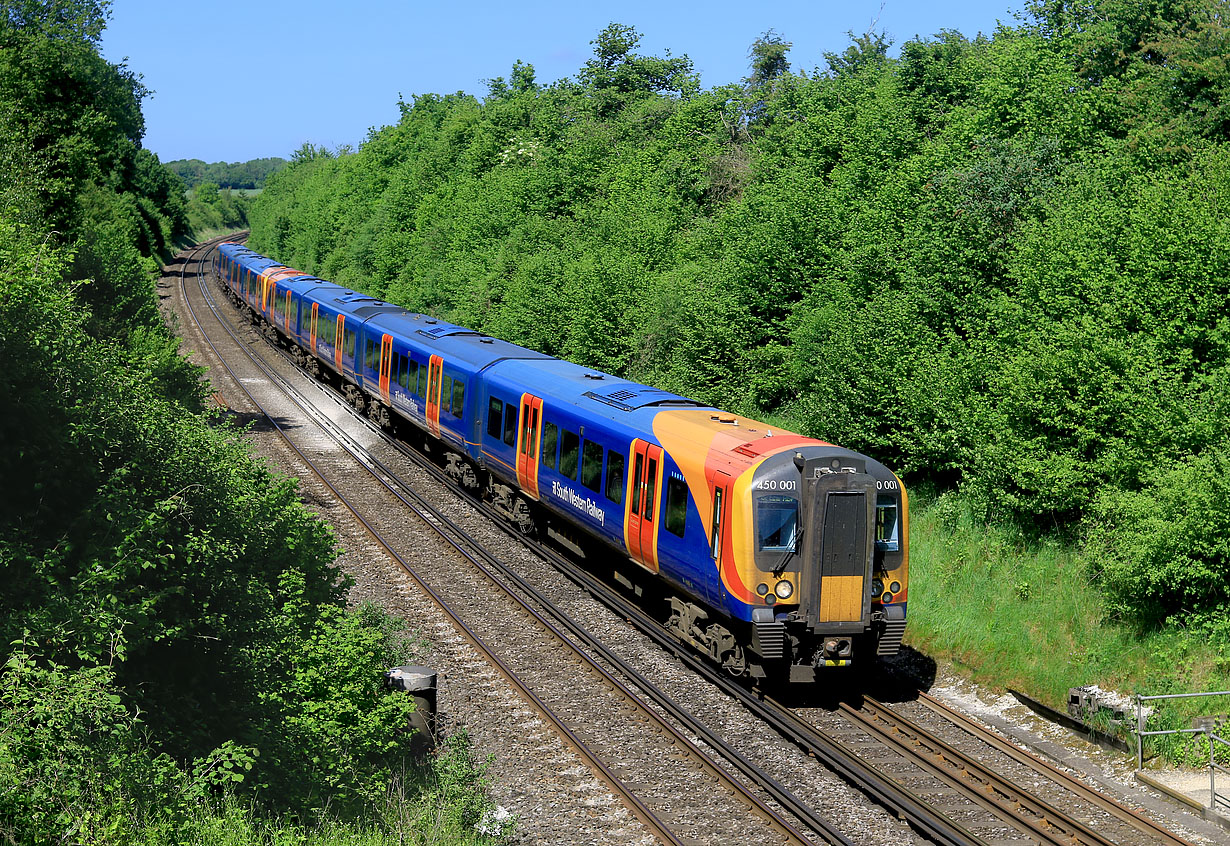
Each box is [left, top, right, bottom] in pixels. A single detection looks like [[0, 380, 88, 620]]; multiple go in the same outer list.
[[817, 637, 853, 668]]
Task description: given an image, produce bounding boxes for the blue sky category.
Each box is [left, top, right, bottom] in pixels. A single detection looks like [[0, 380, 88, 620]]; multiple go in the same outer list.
[[101, 1, 1024, 164]]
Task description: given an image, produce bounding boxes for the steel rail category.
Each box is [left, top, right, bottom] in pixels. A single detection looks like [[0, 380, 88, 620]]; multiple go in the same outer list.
[[846, 697, 1119, 846], [915, 691, 1196, 846], [195, 238, 1169, 846], [175, 241, 689, 846], [180, 242, 816, 846]]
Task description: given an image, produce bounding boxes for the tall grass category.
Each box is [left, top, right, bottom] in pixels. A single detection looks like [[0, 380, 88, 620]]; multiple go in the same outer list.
[[123, 731, 511, 846], [905, 492, 1230, 765]]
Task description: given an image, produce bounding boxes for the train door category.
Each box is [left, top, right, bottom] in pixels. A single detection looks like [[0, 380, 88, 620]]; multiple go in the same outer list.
[[515, 394, 543, 499], [284, 291, 292, 333], [334, 315, 345, 372], [378, 334, 393, 402], [425, 355, 443, 436], [624, 439, 664, 574]]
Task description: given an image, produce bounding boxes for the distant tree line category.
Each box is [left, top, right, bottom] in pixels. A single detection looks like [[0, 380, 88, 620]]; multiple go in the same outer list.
[[166, 156, 287, 190], [251, 3, 1230, 641]]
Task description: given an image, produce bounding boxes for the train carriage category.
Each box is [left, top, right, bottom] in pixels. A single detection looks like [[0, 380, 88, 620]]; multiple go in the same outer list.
[[212, 243, 909, 682]]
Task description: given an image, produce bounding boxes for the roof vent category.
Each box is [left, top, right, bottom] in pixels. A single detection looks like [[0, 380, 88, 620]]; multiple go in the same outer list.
[[583, 373, 605, 380], [480, 338, 494, 344]]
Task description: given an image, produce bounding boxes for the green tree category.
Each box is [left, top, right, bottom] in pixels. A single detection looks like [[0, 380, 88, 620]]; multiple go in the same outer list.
[[746, 29, 792, 87], [579, 22, 698, 114]]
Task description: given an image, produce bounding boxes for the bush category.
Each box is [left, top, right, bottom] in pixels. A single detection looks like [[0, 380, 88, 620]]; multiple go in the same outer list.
[[0, 651, 196, 845], [246, 599, 419, 815], [1086, 446, 1230, 632]]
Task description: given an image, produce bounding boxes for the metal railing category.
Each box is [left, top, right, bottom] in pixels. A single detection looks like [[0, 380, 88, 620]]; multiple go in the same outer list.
[[1136, 690, 1230, 814], [1209, 732, 1230, 815]]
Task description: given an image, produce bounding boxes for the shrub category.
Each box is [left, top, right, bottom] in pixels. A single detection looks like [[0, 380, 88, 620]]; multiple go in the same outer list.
[[1086, 446, 1230, 633]]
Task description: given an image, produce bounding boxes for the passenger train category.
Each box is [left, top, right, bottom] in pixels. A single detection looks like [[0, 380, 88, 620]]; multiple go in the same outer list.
[[213, 243, 908, 682]]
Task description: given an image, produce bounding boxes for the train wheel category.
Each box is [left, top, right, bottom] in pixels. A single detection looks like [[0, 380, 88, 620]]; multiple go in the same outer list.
[[511, 496, 538, 537], [721, 644, 749, 677]]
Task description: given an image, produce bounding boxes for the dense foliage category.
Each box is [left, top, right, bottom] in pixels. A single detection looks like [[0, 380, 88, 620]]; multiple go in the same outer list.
[[183, 180, 249, 235], [166, 155, 286, 189], [1, 3, 496, 842], [250, 3, 1230, 641]]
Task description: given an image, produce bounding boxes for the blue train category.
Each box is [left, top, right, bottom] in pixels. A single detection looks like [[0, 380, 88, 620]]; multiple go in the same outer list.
[[213, 243, 909, 682]]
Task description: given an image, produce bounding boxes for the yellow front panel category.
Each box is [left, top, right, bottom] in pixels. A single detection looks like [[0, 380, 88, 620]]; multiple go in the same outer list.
[[819, 575, 864, 623]]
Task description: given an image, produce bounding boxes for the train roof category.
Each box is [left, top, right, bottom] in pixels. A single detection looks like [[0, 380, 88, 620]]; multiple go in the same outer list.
[[485, 355, 712, 424], [367, 311, 552, 369], [220, 243, 291, 275]]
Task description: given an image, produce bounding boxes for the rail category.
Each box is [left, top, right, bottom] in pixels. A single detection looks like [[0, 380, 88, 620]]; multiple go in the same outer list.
[[184, 241, 825, 846], [1136, 689, 1230, 815]]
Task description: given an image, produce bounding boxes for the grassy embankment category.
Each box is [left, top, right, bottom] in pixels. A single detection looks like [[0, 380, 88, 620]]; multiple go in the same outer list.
[[905, 493, 1230, 766]]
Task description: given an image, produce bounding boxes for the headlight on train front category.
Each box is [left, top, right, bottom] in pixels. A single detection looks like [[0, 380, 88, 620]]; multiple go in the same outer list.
[[890, 581, 901, 594], [774, 580, 793, 599], [872, 579, 884, 597]]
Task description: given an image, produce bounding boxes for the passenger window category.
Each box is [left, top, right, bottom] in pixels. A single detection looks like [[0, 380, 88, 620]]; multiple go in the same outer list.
[[541, 422, 558, 469], [559, 430, 580, 480], [487, 398, 503, 438], [365, 339, 376, 371], [581, 440, 603, 493], [665, 477, 688, 538], [441, 374, 453, 414], [502, 403, 517, 447], [416, 360, 426, 397], [397, 355, 410, 390], [452, 379, 465, 418], [757, 495, 798, 551], [344, 329, 356, 359], [605, 452, 624, 505]]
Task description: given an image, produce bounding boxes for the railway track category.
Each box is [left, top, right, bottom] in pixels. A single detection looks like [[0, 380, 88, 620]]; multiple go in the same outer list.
[[172, 238, 1204, 846], [176, 239, 830, 846]]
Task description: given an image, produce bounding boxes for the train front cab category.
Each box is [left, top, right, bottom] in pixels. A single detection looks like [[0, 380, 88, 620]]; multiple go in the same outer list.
[[738, 446, 908, 679]]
